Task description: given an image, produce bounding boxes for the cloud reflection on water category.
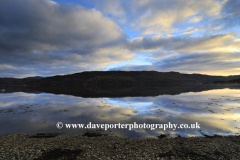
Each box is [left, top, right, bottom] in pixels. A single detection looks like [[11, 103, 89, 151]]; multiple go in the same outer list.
[[0, 88, 239, 138]]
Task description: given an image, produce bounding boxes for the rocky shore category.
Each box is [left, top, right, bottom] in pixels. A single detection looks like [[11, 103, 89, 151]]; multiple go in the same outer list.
[[0, 134, 239, 160]]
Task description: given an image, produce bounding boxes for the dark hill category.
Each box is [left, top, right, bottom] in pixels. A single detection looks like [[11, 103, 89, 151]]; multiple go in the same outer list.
[[213, 78, 240, 84], [27, 71, 240, 88], [0, 76, 42, 86]]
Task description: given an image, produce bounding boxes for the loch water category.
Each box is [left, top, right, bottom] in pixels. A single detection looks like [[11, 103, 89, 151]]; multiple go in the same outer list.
[[0, 85, 240, 138]]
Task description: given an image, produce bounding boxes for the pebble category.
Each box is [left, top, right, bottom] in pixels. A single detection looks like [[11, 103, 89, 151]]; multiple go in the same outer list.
[[0, 134, 239, 159]]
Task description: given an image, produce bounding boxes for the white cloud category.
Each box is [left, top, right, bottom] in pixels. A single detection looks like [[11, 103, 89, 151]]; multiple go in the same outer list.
[[0, 65, 18, 70], [189, 16, 203, 23], [182, 31, 195, 35], [131, 0, 227, 34]]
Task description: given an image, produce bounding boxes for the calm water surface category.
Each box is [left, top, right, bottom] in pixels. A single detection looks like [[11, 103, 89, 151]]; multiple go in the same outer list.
[[0, 86, 240, 138]]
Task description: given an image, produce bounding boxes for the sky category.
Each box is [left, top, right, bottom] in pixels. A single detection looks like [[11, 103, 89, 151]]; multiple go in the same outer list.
[[0, 0, 240, 78]]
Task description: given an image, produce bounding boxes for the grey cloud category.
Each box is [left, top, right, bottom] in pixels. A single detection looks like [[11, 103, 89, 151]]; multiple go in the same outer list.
[[0, 0, 125, 54], [210, 0, 240, 30], [0, 0, 129, 77], [1, 0, 239, 78], [127, 33, 237, 53], [153, 53, 240, 69], [222, 0, 240, 16]]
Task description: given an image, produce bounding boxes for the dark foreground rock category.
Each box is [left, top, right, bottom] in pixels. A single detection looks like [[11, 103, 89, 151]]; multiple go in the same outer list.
[[0, 134, 239, 160]]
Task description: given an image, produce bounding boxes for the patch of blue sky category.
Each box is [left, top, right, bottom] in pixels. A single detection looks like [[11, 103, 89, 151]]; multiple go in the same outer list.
[[190, 31, 205, 37], [106, 13, 113, 18], [117, 23, 140, 40], [21, 67, 37, 70], [104, 54, 152, 71], [220, 26, 240, 36], [145, 33, 165, 38], [52, 0, 95, 9], [52, 0, 77, 4], [123, 28, 140, 40]]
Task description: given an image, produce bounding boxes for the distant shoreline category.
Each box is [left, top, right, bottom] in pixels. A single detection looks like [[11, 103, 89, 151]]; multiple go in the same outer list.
[[1, 71, 240, 87]]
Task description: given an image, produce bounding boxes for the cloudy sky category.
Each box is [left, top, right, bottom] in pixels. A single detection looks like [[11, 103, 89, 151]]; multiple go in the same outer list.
[[0, 0, 240, 78]]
